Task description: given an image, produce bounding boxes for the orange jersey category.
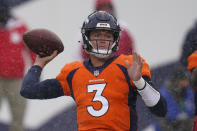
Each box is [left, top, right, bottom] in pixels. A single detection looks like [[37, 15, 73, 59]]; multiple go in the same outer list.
[[56, 55, 151, 131], [187, 50, 197, 72]]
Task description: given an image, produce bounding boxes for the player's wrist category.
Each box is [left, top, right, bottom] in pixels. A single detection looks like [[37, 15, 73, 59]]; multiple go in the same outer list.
[[34, 62, 45, 69], [133, 77, 146, 90]]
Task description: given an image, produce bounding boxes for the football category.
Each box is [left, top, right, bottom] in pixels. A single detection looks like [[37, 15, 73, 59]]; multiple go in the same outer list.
[[23, 28, 64, 57]]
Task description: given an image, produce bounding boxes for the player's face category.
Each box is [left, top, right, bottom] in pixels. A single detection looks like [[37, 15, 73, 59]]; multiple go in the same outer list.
[[89, 30, 114, 51]]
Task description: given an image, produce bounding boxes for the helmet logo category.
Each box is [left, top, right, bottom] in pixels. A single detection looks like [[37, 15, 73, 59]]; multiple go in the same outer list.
[[96, 23, 110, 28]]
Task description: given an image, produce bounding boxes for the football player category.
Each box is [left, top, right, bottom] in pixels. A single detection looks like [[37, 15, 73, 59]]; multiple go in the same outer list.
[[20, 11, 167, 131]]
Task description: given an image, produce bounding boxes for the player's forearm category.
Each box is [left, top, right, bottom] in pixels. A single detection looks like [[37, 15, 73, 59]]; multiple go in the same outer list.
[[148, 95, 167, 117], [20, 65, 64, 99], [20, 65, 42, 98], [134, 77, 160, 106], [135, 77, 167, 117]]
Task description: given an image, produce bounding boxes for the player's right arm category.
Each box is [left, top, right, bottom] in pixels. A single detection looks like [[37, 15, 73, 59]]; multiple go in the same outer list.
[[20, 65, 64, 99], [20, 51, 64, 99]]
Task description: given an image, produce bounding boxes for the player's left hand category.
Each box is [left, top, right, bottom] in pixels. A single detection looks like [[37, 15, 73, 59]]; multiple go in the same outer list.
[[125, 52, 143, 81]]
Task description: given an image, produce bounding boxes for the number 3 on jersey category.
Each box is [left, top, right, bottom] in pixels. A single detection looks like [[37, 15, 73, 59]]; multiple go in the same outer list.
[[87, 83, 109, 117]]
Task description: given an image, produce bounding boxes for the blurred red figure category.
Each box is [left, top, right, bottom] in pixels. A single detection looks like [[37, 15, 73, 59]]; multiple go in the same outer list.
[[81, 0, 135, 59], [0, 3, 36, 131]]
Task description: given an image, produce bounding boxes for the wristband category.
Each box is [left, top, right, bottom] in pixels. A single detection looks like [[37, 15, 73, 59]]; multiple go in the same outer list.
[[137, 82, 160, 107], [133, 77, 146, 90]]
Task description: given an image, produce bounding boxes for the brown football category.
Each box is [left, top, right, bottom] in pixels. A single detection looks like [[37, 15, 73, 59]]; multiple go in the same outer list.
[[23, 28, 64, 57]]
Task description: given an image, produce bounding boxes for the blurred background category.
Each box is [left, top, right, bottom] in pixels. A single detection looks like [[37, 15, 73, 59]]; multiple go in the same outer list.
[[0, 0, 197, 130]]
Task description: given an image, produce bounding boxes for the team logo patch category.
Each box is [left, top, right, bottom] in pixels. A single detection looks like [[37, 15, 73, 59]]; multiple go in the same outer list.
[[94, 70, 100, 76]]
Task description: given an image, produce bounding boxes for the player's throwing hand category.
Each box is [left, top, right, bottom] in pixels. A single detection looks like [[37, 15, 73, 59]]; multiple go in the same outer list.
[[34, 50, 58, 68]]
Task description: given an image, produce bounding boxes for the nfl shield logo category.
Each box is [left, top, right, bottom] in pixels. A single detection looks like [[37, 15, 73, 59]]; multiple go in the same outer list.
[[94, 70, 99, 76]]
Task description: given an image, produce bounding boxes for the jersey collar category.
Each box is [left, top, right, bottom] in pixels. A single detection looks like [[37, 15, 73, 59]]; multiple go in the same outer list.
[[83, 55, 119, 77]]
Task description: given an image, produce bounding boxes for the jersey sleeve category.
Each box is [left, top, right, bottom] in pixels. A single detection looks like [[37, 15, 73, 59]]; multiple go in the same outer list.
[[187, 50, 197, 72], [141, 57, 151, 78], [56, 62, 81, 96]]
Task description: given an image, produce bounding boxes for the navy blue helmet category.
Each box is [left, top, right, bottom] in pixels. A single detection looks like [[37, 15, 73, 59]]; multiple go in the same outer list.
[[81, 11, 121, 58]]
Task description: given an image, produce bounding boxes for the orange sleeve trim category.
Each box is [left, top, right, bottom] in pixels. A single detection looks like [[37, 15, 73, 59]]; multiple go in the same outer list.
[[141, 57, 151, 78], [56, 68, 71, 96]]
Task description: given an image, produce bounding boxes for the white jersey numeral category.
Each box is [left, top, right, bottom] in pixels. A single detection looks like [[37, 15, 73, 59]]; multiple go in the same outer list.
[[87, 83, 109, 117]]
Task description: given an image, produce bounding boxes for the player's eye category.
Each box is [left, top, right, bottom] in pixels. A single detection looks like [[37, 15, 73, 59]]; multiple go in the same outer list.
[[94, 33, 101, 38], [105, 34, 112, 39]]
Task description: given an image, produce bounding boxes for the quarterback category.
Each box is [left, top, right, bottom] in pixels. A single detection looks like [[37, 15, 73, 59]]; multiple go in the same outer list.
[[20, 11, 167, 131]]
